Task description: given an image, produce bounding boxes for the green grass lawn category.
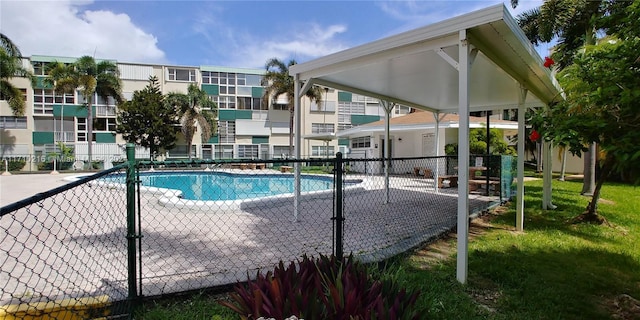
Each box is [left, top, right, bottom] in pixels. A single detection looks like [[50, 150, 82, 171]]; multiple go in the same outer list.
[[137, 179, 640, 319]]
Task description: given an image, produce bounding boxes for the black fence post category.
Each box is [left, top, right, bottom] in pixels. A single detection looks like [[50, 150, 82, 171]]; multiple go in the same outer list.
[[334, 152, 344, 260], [125, 143, 138, 310]]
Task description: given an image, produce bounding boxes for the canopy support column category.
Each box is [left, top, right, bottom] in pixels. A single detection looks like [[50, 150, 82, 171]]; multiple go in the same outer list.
[[433, 112, 446, 192], [293, 74, 302, 221], [516, 86, 528, 231], [380, 100, 394, 204], [456, 30, 471, 284]]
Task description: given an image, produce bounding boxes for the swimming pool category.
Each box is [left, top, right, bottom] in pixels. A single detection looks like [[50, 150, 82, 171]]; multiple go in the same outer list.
[[144, 171, 338, 201], [94, 170, 365, 211]]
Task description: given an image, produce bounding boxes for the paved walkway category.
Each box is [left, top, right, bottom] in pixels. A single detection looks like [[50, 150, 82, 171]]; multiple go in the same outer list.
[[0, 173, 84, 206]]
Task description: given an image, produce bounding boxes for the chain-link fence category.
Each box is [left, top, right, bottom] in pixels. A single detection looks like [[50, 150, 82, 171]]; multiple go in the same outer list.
[[1, 165, 131, 319], [1, 147, 512, 318]]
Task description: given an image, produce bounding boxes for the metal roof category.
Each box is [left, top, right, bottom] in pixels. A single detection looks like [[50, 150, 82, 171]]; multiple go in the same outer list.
[[289, 4, 562, 113]]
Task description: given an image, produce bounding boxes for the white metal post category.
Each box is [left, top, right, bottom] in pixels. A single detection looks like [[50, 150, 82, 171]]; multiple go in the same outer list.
[[293, 75, 302, 221], [516, 87, 527, 231], [456, 30, 470, 284]]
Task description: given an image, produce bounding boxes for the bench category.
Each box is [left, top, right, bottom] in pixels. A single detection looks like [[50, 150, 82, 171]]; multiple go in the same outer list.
[[230, 163, 248, 170], [437, 175, 458, 188], [469, 179, 501, 194], [280, 165, 293, 173], [255, 163, 266, 169], [413, 167, 433, 178]]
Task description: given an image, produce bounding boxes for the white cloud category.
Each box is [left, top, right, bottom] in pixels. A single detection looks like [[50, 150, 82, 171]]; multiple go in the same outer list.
[[192, 7, 349, 68], [377, 0, 543, 36], [0, 0, 166, 63]]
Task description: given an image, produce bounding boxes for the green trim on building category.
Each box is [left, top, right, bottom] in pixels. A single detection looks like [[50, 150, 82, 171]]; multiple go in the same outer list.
[[338, 139, 350, 146], [200, 65, 264, 74], [338, 91, 352, 102], [252, 136, 269, 144], [207, 136, 219, 143], [95, 132, 116, 143], [201, 84, 219, 95], [33, 132, 54, 144], [251, 87, 263, 98], [351, 115, 380, 125], [34, 76, 53, 89], [52, 104, 88, 117], [219, 109, 252, 121], [235, 110, 252, 119]]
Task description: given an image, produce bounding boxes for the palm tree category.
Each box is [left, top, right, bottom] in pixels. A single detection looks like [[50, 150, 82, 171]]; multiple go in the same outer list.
[[45, 56, 123, 169], [513, 0, 620, 195], [166, 83, 217, 160], [0, 33, 34, 116], [261, 58, 323, 156]]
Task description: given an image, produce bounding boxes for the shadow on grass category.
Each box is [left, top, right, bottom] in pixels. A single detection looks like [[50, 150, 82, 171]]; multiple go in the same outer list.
[[465, 246, 640, 319]]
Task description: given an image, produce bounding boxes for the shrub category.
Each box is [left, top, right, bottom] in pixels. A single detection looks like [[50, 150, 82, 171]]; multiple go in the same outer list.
[[2, 159, 26, 172], [220, 254, 420, 320]]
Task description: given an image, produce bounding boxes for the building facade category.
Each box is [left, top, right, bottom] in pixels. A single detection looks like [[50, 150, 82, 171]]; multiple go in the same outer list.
[[1, 55, 418, 170]]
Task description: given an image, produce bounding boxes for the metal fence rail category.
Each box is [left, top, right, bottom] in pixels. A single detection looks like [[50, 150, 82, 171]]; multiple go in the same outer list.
[[1, 145, 512, 318], [1, 165, 131, 319]]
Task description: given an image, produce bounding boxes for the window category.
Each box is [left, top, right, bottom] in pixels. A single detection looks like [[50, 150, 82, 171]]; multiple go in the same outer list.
[[246, 74, 263, 86], [168, 68, 196, 82], [33, 89, 73, 114], [351, 136, 371, 149], [201, 71, 217, 84], [168, 145, 196, 158], [237, 97, 265, 110], [213, 96, 236, 109], [273, 103, 289, 111], [215, 145, 234, 159], [218, 120, 235, 143], [238, 145, 259, 158], [338, 101, 365, 129], [310, 100, 336, 112], [312, 146, 335, 157], [93, 118, 117, 131], [394, 105, 412, 115], [311, 123, 334, 134], [0, 116, 27, 129], [273, 146, 290, 158]]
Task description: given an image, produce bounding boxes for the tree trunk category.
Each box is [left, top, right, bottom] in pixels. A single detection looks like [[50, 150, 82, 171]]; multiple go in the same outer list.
[[87, 98, 93, 171], [581, 143, 596, 195], [288, 108, 294, 157], [582, 154, 613, 222], [559, 147, 567, 181]]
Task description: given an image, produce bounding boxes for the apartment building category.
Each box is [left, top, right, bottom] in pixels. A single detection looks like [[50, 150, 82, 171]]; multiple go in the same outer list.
[[0, 55, 416, 170]]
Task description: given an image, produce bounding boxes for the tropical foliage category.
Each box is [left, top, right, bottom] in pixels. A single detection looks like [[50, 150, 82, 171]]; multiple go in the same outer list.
[[262, 58, 324, 155], [528, 1, 640, 221], [45, 56, 123, 169], [0, 33, 33, 116], [514, 0, 627, 195], [220, 254, 420, 320], [445, 128, 515, 156], [165, 84, 217, 159], [116, 76, 179, 158]]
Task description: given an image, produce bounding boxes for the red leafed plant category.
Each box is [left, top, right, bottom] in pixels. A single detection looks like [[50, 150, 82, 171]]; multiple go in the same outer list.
[[219, 254, 420, 320]]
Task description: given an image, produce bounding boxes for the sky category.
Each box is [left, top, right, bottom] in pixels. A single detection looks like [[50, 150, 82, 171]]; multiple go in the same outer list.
[[0, 0, 545, 69]]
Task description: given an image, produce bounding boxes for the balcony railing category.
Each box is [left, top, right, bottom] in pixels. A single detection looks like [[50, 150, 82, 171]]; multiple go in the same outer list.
[[54, 131, 75, 143]]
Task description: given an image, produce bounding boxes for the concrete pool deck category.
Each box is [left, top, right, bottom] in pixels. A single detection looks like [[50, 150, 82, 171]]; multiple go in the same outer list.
[[1, 173, 85, 206]]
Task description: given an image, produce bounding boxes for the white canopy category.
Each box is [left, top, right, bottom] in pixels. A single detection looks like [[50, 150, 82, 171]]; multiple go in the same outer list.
[[289, 4, 562, 283]]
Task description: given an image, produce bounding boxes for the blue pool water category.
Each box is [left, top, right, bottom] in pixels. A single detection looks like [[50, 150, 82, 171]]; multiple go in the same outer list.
[[104, 171, 339, 201]]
